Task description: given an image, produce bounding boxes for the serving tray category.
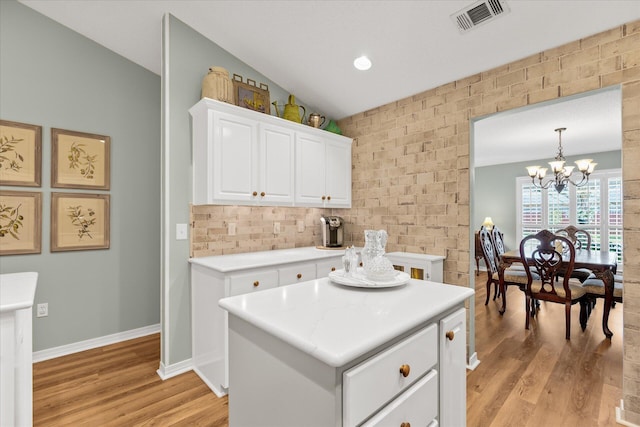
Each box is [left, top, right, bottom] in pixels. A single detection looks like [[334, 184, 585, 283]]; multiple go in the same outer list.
[[328, 268, 410, 288]]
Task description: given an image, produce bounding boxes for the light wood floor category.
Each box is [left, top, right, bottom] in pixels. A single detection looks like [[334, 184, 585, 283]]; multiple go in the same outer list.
[[467, 272, 623, 427], [33, 272, 622, 426]]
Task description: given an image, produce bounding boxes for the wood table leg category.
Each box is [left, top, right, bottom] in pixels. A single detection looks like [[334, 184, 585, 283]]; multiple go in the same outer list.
[[596, 269, 615, 339], [498, 262, 507, 315]]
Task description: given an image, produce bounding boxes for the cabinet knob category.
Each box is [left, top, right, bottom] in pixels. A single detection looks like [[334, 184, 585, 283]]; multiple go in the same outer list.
[[359, 262, 363, 267], [321, 195, 326, 200], [253, 281, 260, 287], [260, 191, 265, 197], [446, 330, 455, 341], [331, 267, 336, 272], [399, 364, 410, 377], [297, 273, 302, 279], [327, 195, 331, 201], [252, 191, 258, 196], [400, 423, 411, 427]]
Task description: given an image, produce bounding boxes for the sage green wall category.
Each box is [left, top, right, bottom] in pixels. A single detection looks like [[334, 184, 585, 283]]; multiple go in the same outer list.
[[474, 150, 621, 252], [163, 15, 296, 365], [0, 1, 161, 351]]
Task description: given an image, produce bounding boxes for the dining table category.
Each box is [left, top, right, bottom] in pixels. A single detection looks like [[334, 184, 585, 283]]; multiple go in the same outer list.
[[499, 248, 618, 338]]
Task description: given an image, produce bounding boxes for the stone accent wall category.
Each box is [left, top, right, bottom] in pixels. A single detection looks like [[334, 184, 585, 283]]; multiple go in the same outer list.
[[190, 20, 640, 422], [338, 19, 640, 425], [190, 205, 327, 257]]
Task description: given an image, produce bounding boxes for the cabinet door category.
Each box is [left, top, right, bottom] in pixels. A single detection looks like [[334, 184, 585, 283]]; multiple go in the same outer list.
[[259, 124, 294, 205], [440, 307, 467, 427], [324, 138, 352, 208], [212, 112, 258, 203], [294, 133, 326, 206]]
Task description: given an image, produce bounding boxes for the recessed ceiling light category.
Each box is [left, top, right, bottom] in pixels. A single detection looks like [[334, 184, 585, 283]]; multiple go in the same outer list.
[[353, 55, 372, 71]]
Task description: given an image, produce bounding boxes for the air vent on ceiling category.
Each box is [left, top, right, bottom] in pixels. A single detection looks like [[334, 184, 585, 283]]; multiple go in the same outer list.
[[451, 0, 510, 33]]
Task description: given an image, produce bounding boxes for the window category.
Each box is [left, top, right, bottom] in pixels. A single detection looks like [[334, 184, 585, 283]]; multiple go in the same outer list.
[[516, 169, 623, 270]]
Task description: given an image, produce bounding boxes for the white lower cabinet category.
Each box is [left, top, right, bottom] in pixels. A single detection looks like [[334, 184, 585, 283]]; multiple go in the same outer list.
[[343, 324, 438, 426], [361, 370, 439, 427], [190, 250, 343, 396], [343, 313, 464, 427], [225, 302, 468, 427], [440, 307, 467, 427]]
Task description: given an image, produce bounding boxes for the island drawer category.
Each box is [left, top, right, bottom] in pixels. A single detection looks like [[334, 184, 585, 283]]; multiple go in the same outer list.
[[342, 323, 438, 427], [361, 369, 438, 427], [228, 270, 278, 297]]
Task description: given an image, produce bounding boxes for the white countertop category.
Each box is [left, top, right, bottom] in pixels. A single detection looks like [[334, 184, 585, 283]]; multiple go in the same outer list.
[[219, 277, 474, 367], [0, 272, 38, 313], [189, 246, 346, 272]]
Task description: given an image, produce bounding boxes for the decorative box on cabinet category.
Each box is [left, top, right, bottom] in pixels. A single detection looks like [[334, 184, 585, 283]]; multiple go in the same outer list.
[[386, 252, 445, 283], [190, 98, 351, 207]]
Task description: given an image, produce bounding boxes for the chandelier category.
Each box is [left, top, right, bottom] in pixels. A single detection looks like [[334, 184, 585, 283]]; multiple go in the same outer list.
[[525, 127, 597, 193]]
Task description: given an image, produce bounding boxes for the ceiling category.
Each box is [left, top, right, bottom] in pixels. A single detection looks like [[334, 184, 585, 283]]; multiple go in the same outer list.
[[18, 0, 638, 165]]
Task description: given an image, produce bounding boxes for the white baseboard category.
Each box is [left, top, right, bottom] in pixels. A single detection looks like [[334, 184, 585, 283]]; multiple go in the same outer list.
[[467, 351, 480, 370], [156, 358, 193, 380], [32, 323, 161, 363], [617, 399, 640, 427]]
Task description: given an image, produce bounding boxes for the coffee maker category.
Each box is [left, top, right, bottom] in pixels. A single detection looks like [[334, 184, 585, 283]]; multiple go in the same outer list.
[[320, 216, 344, 248]]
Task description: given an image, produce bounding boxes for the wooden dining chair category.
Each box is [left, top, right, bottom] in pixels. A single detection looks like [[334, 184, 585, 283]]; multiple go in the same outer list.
[[491, 225, 526, 278], [520, 229, 589, 340], [478, 226, 529, 306], [555, 225, 592, 250], [555, 225, 593, 282]]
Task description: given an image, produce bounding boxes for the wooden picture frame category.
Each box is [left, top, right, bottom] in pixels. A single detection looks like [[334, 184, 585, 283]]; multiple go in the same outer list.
[[51, 192, 110, 252], [232, 74, 270, 114], [0, 190, 42, 255], [51, 128, 110, 190], [0, 120, 42, 187]]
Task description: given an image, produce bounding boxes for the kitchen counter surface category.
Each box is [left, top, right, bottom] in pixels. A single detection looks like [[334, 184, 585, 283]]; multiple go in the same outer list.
[[0, 272, 38, 313], [219, 276, 474, 367], [189, 246, 346, 273]]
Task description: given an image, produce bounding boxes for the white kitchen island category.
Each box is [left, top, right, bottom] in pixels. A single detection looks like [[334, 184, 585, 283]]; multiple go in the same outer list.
[[219, 276, 474, 427]]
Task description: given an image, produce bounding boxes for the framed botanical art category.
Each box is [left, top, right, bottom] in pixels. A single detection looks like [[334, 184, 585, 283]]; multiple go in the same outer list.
[[0, 120, 42, 187], [51, 128, 110, 190], [51, 192, 110, 252], [0, 190, 42, 255]]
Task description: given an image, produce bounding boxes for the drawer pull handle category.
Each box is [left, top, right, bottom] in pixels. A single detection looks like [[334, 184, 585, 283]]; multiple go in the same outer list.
[[322, 195, 326, 200], [253, 281, 260, 287], [401, 422, 411, 427], [297, 273, 302, 279], [327, 195, 331, 201], [252, 191, 258, 196], [331, 267, 336, 271], [399, 364, 410, 377], [446, 330, 455, 341], [260, 191, 265, 197]]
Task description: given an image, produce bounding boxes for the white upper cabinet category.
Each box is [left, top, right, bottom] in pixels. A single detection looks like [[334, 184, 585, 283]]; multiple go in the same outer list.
[[259, 123, 295, 205], [295, 132, 352, 208], [190, 98, 351, 207]]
